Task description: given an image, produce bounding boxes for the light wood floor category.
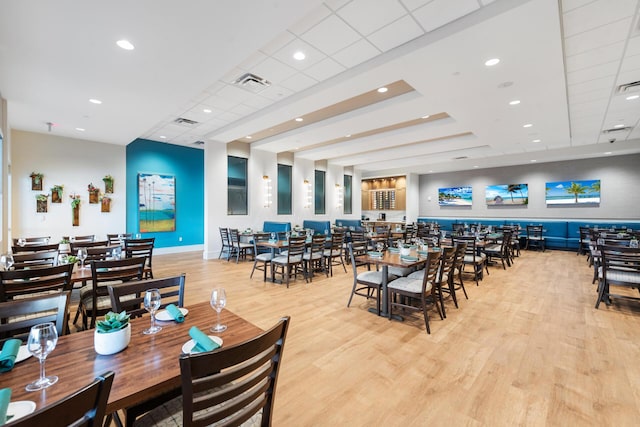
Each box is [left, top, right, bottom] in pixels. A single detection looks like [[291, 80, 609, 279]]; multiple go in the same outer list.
[[148, 249, 640, 426]]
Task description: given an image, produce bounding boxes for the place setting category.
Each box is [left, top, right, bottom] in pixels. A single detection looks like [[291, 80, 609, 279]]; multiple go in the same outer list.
[[180, 288, 227, 355]]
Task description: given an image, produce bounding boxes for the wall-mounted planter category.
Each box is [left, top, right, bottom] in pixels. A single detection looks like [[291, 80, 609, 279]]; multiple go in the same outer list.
[[36, 198, 48, 213], [72, 205, 80, 226], [101, 198, 111, 213], [30, 173, 43, 191], [89, 190, 99, 204], [51, 186, 64, 203], [103, 176, 114, 194]]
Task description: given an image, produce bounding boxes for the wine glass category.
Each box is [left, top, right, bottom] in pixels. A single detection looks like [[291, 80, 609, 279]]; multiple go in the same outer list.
[[1, 253, 14, 271], [143, 288, 162, 335], [112, 246, 122, 260], [58, 253, 68, 265], [17, 238, 26, 247], [210, 288, 227, 332], [26, 322, 58, 391], [77, 248, 88, 269]]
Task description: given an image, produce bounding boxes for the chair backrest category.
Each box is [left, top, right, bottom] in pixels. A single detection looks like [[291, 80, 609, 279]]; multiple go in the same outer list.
[[73, 235, 96, 242], [219, 227, 230, 246], [526, 225, 543, 238], [600, 245, 640, 285], [423, 232, 441, 247], [286, 236, 306, 261], [421, 251, 442, 293], [437, 247, 456, 284], [124, 238, 155, 265], [0, 291, 70, 339], [453, 242, 467, 271], [179, 317, 290, 427], [11, 243, 60, 254], [0, 263, 74, 302], [12, 236, 51, 246], [71, 240, 109, 252], [452, 236, 477, 257], [90, 257, 146, 286], [108, 274, 186, 318], [348, 230, 366, 243], [86, 246, 116, 262], [252, 232, 271, 254], [12, 250, 59, 269], [11, 371, 115, 427], [228, 228, 241, 246], [308, 234, 326, 254], [330, 232, 344, 252], [348, 241, 369, 273], [107, 233, 132, 245]]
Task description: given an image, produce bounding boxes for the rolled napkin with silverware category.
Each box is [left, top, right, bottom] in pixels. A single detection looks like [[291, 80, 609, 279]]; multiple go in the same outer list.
[[0, 388, 11, 425], [188, 326, 220, 353], [165, 304, 184, 323], [0, 339, 21, 373]]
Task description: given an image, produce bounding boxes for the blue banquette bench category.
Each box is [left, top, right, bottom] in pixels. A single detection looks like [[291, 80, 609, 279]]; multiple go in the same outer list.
[[302, 220, 331, 236], [335, 219, 363, 230], [263, 221, 291, 234]]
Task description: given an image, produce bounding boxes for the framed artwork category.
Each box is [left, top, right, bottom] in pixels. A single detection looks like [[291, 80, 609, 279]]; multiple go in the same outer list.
[[545, 179, 600, 205], [138, 173, 176, 232], [486, 184, 528, 205], [438, 186, 473, 206]]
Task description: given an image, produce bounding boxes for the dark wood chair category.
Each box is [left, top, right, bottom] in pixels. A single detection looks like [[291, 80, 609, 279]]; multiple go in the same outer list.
[[303, 234, 327, 281], [133, 317, 290, 427], [525, 225, 545, 251], [108, 274, 186, 318], [124, 238, 155, 279], [10, 371, 115, 427], [453, 236, 488, 286], [12, 236, 51, 246], [484, 231, 512, 269], [323, 232, 346, 277], [271, 236, 306, 287], [75, 257, 145, 330], [70, 234, 96, 242], [12, 250, 59, 269], [388, 251, 442, 334], [218, 227, 232, 260], [11, 243, 60, 254], [0, 291, 70, 340], [250, 233, 273, 281], [347, 241, 395, 315], [445, 242, 469, 309], [228, 228, 253, 263], [0, 263, 74, 302], [596, 244, 640, 309], [107, 233, 132, 245], [70, 240, 109, 253]]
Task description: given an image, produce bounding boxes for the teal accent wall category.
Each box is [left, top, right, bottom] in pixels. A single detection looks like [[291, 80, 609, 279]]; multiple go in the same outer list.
[[126, 139, 204, 248]]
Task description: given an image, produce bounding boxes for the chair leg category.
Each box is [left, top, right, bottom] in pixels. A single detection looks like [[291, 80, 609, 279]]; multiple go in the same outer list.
[[420, 294, 431, 334]]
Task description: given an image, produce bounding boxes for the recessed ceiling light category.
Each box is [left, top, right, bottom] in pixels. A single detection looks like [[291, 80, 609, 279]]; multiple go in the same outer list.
[[89, 98, 102, 104], [604, 151, 612, 155], [377, 87, 388, 93], [159, 135, 167, 139], [293, 51, 306, 61], [421, 115, 430, 119], [245, 135, 252, 139], [523, 123, 533, 128], [613, 123, 625, 128], [532, 139, 541, 143], [203, 109, 212, 113], [473, 165, 479, 168], [530, 159, 537, 163], [625, 94, 639, 100], [295, 117, 303, 122], [485, 58, 500, 66], [116, 39, 135, 50], [509, 100, 521, 105], [428, 170, 433, 173], [75, 127, 85, 132], [345, 134, 351, 137]]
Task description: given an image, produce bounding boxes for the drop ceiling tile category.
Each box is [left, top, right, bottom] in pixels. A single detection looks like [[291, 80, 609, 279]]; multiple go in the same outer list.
[[259, 31, 297, 56], [401, 0, 432, 11], [565, 42, 625, 72], [564, 18, 632, 56], [568, 101, 607, 115], [237, 51, 269, 72], [288, 4, 332, 35], [272, 38, 327, 71], [324, 0, 351, 10], [368, 14, 424, 52], [562, 0, 637, 38], [258, 84, 295, 101], [569, 87, 611, 104], [561, 0, 596, 13], [221, 67, 248, 85], [333, 38, 381, 67], [338, 0, 407, 36], [242, 94, 275, 109], [202, 94, 238, 111], [230, 103, 258, 116], [252, 56, 298, 83], [626, 37, 640, 57], [216, 84, 254, 103], [479, 0, 496, 5], [568, 75, 616, 95], [620, 53, 640, 73], [304, 57, 346, 81], [218, 111, 242, 122], [412, 0, 480, 33], [280, 72, 318, 92], [300, 14, 362, 55], [566, 60, 619, 85], [616, 70, 640, 87]]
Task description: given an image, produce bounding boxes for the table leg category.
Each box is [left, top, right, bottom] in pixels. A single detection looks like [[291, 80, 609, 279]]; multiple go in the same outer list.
[[368, 265, 403, 320]]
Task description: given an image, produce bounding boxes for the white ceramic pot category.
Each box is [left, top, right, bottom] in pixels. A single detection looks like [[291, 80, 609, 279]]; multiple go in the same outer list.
[[400, 247, 411, 256], [94, 323, 131, 355]]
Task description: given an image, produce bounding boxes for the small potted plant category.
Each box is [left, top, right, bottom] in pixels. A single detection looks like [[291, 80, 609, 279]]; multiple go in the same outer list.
[[36, 194, 48, 213], [102, 175, 114, 193], [70, 194, 81, 226], [59, 238, 71, 253], [30, 172, 44, 190], [88, 183, 100, 203], [51, 184, 64, 203], [100, 194, 111, 212], [94, 311, 131, 355]]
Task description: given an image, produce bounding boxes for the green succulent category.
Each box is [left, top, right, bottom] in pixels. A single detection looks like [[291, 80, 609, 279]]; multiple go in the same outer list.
[[96, 311, 130, 334]]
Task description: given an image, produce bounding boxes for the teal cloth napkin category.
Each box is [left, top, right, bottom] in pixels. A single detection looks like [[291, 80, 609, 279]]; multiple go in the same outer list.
[[0, 388, 11, 425], [368, 251, 383, 257], [0, 339, 21, 373], [188, 327, 220, 353], [165, 304, 184, 323], [388, 247, 400, 253], [401, 255, 419, 262]]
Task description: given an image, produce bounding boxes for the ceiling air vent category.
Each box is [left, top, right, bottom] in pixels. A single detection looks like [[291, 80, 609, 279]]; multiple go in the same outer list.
[[193, 140, 205, 146], [453, 156, 468, 160], [602, 126, 631, 133], [174, 117, 198, 126], [233, 72, 271, 93], [616, 80, 640, 94]]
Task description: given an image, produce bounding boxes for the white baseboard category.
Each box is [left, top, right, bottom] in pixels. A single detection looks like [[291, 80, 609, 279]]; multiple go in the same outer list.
[[154, 244, 204, 255]]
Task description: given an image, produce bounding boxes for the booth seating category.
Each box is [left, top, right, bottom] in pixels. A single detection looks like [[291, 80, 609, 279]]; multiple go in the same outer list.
[[335, 219, 363, 230], [263, 221, 291, 235], [417, 218, 640, 250], [303, 220, 332, 236]]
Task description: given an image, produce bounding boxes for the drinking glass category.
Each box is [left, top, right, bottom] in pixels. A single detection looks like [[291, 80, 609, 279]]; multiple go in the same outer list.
[[1, 253, 14, 271], [58, 253, 68, 265], [26, 322, 58, 391], [135, 233, 142, 239], [17, 238, 26, 247], [210, 288, 227, 332], [77, 248, 88, 269], [143, 288, 162, 334], [112, 246, 122, 260]]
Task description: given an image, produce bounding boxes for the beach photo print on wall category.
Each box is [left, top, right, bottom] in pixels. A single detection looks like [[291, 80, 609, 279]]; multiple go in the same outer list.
[[545, 179, 600, 205], [486, 184, 528, 206], [438, 186, 473, 206]]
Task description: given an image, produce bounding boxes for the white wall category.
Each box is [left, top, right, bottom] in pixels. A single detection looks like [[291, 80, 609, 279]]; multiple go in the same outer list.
[[11, 130, 126, 245], [419, 154, 640, 220]]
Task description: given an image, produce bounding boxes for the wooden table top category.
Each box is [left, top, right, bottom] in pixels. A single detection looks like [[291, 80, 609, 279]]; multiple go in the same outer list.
[[2, 301, 262, 413], [361, 249, 433, 268]]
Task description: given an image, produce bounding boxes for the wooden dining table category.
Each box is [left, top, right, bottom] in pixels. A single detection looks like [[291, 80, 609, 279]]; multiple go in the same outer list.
[[1, 301, 263, 415]]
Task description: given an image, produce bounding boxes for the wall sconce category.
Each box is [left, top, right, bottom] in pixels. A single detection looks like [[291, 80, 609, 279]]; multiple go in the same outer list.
[[263, 175, 272, 208], [335, 183, 343, 210], [303, 179, 312, 208]]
